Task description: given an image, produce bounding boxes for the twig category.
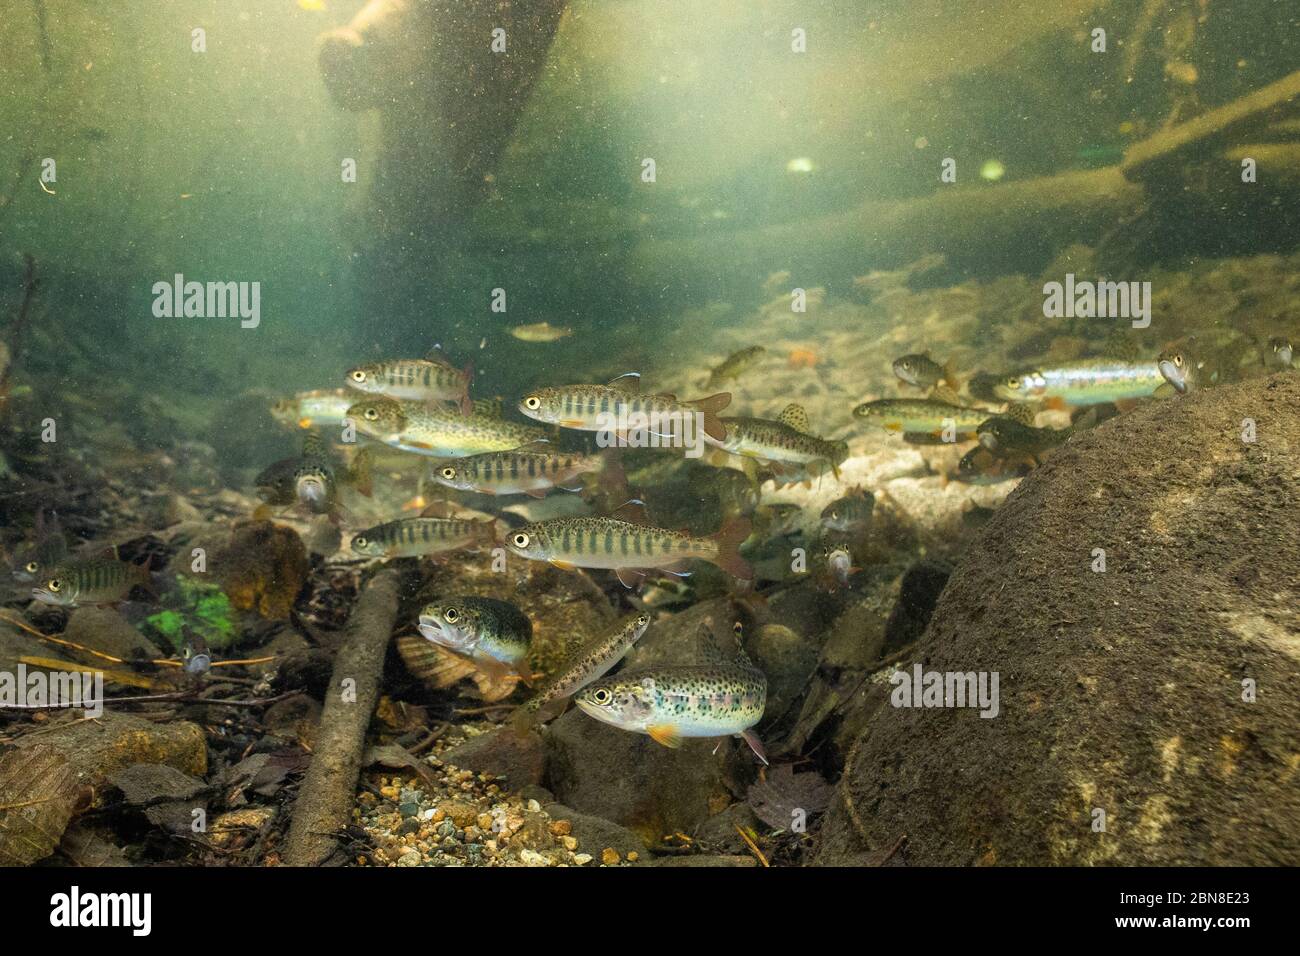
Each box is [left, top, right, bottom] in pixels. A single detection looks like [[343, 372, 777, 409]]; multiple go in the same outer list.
[[735, 825, 770, 868], [284, 568, 405, 866]]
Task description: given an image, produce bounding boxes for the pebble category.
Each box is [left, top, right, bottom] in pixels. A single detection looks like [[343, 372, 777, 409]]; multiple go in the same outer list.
[[601, 848, 620, 866]]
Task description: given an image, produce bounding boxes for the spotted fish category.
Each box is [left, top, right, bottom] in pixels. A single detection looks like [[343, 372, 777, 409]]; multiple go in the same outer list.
[[417, 597, 533, 686], [574, 622, 767, 763], [510, 611, 652, 731], [347, 348, 473, 413], [504, 501, 752, 588], [709, 403, 848, 481], [431, 447, 623, 499], [992, 359, 1164, 406], [518, 373, 730, 443], [347, 397, 546, 458]]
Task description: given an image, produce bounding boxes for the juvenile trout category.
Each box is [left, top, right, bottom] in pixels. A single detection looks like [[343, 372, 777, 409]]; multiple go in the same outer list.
[[992, 359, 1164, 406], [710, 404, 848, 478], [853, 398, 989, 438], [504, 505, 752, 587], [10, 511, 67, 584], [976, 416, 1072, 457], [347, 348, 473, 413], [706, 346, 766, 388], [347, 397, 545, 457], [350, 513, 495, 558], [271, 389, 355, 430], [574, 624, 767, 762], [1267, 336, 1293, 369], [892, 352, 957, 390], [431, 447, 622, 499], [33, 556, 153, 607], [510, 611, 652, 731], [417, 597, 533, 685], [820, 487, 874, 533], [518, 374, 731, 443], [255, 433, 371, 517]]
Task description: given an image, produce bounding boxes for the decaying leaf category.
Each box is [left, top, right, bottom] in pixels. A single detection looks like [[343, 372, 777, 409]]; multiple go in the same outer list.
[[0, 713, 206, 866], [746, 764, 833, 830]]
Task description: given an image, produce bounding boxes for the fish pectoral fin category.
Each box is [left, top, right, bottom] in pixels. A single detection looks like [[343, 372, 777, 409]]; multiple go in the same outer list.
[[549, 559, 578, 571], [524, 488, 548, 499], [559, 419, 587, 428], [740, 729, 769, 765], [615, 567, 647, 589], [647, 723, 683, 749]]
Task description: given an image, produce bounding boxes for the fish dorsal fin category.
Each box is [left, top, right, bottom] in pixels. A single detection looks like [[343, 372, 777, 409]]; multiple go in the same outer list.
[[1004, 403, 1036, 426], [929, 384, 962, 406], [606, 372, 641, 393], [778, 403, 810, 433], [302, 432, 326, 458], [425, 345, 454, 367], [472, 398, 503, 417], [731, 621, 757, 668], [612, 498, 649, 524], [420, 501, 458, 519]]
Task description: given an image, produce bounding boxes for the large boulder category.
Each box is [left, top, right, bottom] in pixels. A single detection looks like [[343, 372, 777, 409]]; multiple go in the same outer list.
[[817, 374, 1300, 866]]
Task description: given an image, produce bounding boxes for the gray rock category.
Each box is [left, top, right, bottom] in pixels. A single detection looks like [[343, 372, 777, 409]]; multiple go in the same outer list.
[[818, 375, 1300, 866], [543, 706, 735, 844], [442, 726, 545, 789]]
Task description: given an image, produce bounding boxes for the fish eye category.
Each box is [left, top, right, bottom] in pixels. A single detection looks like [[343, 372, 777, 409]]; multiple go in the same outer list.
[[350, 370, 367, 383], [591, 688, 612, 706], [440, 466, 456, 479], [444, 607, 459, 623], [47, 579, 61, 592], [24, 561, 37, 573], [1005, 376, 1021, 389], [637, 613, 650, 626], [732, 621, 743, 636], [524, 396, 541, 410], [363, 407, 379, 421], [353, 536, 367, 549], [1172, 354, 1185, 367], [512, 532, 530, 548]]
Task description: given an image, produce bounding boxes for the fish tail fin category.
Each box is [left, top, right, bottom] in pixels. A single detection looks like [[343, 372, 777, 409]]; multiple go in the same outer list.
[[133, 562, 159, 600], [596, 447, 628, 499], [509, 700, 542, 735], [690, 392, 731, 442], [459, 363, 475, 416], [942, 359, 962, 393], [708, 516, 753, 581]]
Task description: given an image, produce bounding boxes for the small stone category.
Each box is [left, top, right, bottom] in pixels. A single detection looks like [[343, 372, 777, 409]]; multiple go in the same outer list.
[[526, 799, 541, 812], [562, 836, 578, 851], [397, 848, 421, 867], [574, 853, 594, 866], [548, 819, 572, 837], [441, 800, 479, 829], [519, 849, 550, 867], [477, 813, 494, 831], [601, 847, 620, 866], [627, 851, 639, 863]]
